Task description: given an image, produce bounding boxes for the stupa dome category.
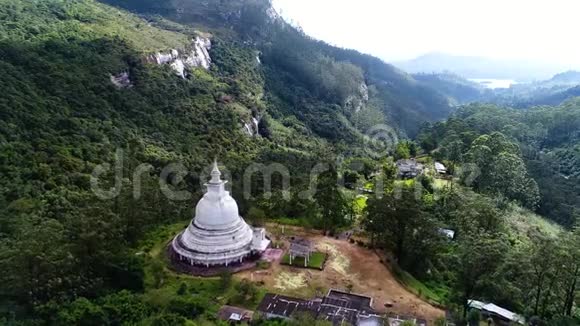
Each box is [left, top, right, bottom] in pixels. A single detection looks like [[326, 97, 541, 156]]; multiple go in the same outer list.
[[171, 160, 270, 267], [193, 162, 240, 228]]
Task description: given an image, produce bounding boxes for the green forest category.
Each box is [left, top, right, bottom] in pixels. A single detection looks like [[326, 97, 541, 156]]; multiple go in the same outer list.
[[418, 101, 580, 226], [0, 0, 579, 325]]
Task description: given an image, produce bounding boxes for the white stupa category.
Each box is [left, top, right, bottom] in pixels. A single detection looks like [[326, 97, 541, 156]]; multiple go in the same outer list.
[[172, 160, 270, 267]]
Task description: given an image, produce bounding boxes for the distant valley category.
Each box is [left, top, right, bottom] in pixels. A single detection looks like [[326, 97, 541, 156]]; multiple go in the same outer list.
[[409, 65, 580, 108], [394, 52, 577, 82], [395, 53, 580, 108]]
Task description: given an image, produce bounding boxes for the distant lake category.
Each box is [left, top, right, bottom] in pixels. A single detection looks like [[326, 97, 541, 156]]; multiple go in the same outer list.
[[469, 78, 517, 89]]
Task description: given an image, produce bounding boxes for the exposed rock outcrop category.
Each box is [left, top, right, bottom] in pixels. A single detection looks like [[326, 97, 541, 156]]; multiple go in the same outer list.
[[147, 36, 212, 78], [345, 82, 369, 112], [190, 36, 212, 69], [266, 7, 280, 22], [242, 116, 262, 137], [110, 72, 132, 88], [243, 120, 253, 136]]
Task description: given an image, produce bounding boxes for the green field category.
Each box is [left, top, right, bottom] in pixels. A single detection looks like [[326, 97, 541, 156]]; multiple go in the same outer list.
[[281, 252, 327, 270]]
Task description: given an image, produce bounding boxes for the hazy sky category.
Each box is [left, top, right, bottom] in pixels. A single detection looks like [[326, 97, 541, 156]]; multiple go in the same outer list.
[[272, 0, 580, 65]]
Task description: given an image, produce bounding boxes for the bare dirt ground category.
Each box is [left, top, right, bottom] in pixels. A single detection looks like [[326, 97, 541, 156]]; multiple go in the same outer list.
[[237, 226, 445, 323]]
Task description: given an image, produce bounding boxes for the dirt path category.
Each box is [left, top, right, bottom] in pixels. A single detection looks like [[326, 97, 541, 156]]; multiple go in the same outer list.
[[238, 231, 444, 323]]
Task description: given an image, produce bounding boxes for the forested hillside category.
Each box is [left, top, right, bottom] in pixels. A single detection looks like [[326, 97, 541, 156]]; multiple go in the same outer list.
[[102, 0, 453, 136], [402, 100, 580, 325], [0, 0, 454, 324], [412, 72, 484, 105], [418, 100, 580, 226]]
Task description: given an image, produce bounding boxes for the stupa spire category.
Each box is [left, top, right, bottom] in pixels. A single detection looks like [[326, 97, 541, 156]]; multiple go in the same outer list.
[[209, 158, 222, 184]]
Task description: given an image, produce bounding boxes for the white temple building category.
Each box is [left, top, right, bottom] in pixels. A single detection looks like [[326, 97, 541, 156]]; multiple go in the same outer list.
[[171, 161, 270, 267]]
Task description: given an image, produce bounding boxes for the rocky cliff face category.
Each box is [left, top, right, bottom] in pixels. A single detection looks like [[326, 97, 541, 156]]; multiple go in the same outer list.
[[344, 82, 369, 112], [242, 116, 261, 137], [147, 36, 212, 78]]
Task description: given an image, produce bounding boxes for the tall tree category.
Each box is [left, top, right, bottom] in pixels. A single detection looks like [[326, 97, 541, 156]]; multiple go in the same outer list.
[[527, 233, 559, 317], [313, 164, 350, 233], [364, 185, 441, 273], [465, 132, 540, 208], [452, 233, 509, 318], [558, 224, 580, 316]]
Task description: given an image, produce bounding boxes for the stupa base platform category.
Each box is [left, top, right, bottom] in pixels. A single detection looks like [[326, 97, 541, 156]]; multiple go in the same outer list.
[[167, 245, 263, 277]]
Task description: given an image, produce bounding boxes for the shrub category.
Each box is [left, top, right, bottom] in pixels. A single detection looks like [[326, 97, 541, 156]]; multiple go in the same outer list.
[[167, 298, 207, 319], [467, 309, 481, 326], [176, 283, 187, 295], [56, 298, 107, 326], [230, 280, 259, 306], [149, 313, 187, 326], [219, 271, 233, 290], [100, 290, 152, 324], [434, 317, 447, 326]]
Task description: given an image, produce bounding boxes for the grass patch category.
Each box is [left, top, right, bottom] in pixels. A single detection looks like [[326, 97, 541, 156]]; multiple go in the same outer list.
[[10, 0, 191, 52], [257, 260, 271, 269], [433, 178, 451, 189], [354, 195, 367, 214], [391, 264, 445, 305], [395, 179, 415, 187], [416, 156, 432, 164], [275, 217, 305, 226], [505, 204, 562, 240], [267, 222, 300, 239], [363, 181, 374, 190], [281, 252, 327, 270], [268, 217, 309, 227]]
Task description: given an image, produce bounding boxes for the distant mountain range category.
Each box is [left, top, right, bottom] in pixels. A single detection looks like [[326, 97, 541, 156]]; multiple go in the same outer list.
[[413, 70, 580, 107], [394, 52, 577, 82], [546, 70, 580, 85]]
